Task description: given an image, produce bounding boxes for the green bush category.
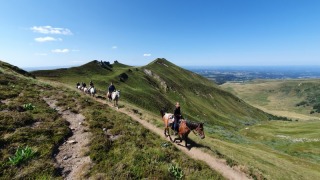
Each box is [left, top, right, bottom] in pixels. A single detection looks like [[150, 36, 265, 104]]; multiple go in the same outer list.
[[8, 146, 35, 166]]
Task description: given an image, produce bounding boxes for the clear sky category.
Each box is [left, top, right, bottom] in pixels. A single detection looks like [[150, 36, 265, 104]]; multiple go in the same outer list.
[[1, 0, 320, 68]]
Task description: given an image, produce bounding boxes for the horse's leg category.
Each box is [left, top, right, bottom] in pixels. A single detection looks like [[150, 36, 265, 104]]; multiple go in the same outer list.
[[163, 124, 167, 136], [173, 137, 178, 143], [166, 127, 172, 141], [173, 134, 181, 143], [184, 135, 188, 148]]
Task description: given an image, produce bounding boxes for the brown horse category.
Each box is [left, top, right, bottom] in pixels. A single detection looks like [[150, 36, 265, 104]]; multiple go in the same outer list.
[[160, 109, 205, 148], [173, 120, 205, 149]]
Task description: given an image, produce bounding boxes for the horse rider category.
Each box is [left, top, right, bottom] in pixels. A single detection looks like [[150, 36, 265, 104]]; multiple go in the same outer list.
[[107, 82, 116, 99], [83, 82, 87, 88], [76, 82, 80, 88], [89, 80, 94, 91], [173, 102, 182, 135]]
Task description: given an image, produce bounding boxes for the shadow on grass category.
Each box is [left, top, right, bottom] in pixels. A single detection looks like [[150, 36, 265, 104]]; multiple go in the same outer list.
[[175, 137, 215, 152]]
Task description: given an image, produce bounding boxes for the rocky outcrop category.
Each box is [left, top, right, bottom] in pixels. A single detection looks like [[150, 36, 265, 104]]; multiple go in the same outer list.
[[143, 69, 168, 92]]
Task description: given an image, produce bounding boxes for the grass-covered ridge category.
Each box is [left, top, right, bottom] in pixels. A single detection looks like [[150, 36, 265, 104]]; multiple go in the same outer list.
[[0, 60, 35, 78], [33, 58, 274, 132], [0, 60, 223, 179]]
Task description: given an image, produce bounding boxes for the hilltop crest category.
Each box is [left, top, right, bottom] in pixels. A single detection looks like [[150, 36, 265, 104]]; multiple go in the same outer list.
[[0, 60, 35, 78]]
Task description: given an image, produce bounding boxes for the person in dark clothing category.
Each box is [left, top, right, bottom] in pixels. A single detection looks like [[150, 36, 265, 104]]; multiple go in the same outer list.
[[83, 82, 87, 88], [173, 102, 182, 134], [89, 80, 94, 91], [76, 82, 80, 88], [107, 82, 116, 99]]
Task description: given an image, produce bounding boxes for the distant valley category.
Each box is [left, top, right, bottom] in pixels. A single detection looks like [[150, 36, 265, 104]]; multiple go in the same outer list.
[[188, 66, 320, 84]]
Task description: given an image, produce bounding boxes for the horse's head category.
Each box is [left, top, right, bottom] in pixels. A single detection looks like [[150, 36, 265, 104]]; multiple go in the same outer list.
[[195, 123, 205, 139], [160, 109, 165, 117]]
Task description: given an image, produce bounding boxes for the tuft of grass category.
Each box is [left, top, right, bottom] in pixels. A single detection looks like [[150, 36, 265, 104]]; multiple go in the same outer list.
[[8, 146, 35, 166], [23, 103, 35, 110], [168, 163, 184, 179]]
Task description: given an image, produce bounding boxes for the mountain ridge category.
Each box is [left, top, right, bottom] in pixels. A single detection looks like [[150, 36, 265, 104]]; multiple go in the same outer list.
[[32, 58, 274, 132]]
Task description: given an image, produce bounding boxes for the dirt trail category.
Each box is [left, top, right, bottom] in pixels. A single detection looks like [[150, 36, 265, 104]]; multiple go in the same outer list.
[[95, 98, 249, 180], [43, 97, 91, 180]]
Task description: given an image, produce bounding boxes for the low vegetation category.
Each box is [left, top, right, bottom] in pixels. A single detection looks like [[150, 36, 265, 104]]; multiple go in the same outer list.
[[168, 163, 184, 179], [8, 146, 36, 166], [0, 68, 70, 179], [52, 91, 223, 179], [4, 59, 320, 179], [0, 60, 223, 179]]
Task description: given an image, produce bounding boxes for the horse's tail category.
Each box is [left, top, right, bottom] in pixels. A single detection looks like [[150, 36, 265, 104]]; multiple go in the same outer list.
[[160, 109, 165, 117]]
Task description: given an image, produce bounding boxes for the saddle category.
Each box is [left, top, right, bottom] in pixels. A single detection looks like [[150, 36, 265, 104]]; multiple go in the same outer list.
[[168, 115, 174, 124]]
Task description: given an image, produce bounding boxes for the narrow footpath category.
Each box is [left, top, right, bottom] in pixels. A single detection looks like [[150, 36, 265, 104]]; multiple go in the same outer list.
[[44, 97, 91, 180]]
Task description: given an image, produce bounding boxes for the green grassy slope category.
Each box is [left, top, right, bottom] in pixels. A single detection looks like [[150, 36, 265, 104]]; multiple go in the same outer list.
[[33, 58, 274, 132], [31, 60, 320, 179], [0, 60, 223, 179], [0, 60, 35, 78], [221, 79, 320, 120]]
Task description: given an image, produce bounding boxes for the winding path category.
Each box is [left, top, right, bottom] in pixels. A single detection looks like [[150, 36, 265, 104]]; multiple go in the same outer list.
[[44, 97, 91, 180]]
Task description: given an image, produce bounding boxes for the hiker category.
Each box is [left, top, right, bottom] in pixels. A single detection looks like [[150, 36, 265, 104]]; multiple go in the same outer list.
[[173, 102, 182, 135], [107, 82, 116, 100]]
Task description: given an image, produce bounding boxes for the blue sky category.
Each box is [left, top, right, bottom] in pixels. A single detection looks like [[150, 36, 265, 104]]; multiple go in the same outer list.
[[1, 0, 320, 68]]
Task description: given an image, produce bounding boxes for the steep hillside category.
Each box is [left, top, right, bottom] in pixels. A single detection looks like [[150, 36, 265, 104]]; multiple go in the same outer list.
[[33, 58, 275, 132], [0, 60, 35, 78], [1, 61, 223, 179]]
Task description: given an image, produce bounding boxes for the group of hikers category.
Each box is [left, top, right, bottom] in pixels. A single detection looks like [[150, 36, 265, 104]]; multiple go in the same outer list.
[[76, 80, 95, 91], [76, 80, 117, 99]]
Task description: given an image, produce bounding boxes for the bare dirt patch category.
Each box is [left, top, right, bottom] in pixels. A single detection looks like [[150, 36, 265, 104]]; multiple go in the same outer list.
[[43, 97, 92, 179]]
